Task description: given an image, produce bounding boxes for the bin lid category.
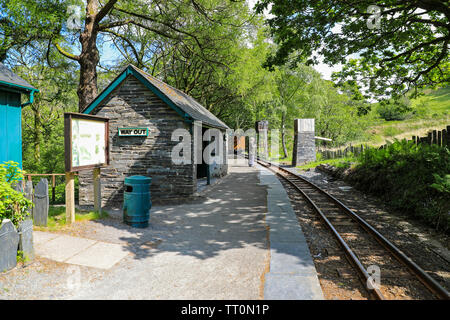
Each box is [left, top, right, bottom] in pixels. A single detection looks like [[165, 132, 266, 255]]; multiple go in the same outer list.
[[124, 175, 152, 184]]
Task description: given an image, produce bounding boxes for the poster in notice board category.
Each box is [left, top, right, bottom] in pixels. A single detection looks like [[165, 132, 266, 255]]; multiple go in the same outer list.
[[64, 113, 109, 172]]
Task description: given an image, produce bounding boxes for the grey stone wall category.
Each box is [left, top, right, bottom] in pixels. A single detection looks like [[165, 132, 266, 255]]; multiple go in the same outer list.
[[79, 75, 198, 207], [210, 134, 228, 177], [292, 119, 316, 166], [256, 121, 269, 160]]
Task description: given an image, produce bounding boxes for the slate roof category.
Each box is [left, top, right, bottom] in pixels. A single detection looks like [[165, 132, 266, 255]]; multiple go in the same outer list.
[[130, 65, 229, 130], [84, 64, 229, 130], [0, 62, 37, 91]]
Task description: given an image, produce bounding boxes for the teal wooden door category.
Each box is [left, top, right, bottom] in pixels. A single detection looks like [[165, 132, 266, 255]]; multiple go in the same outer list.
[[0, 90, 22, 168]]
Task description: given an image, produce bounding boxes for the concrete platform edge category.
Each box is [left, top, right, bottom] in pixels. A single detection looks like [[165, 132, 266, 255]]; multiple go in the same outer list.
[[257, 164, 324, 300]]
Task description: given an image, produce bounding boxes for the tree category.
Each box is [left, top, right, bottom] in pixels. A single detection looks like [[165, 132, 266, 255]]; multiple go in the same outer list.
[[110, 1, 259, 127], [8, 43, 78, 171], [335, 79, 371, 116], [4, 0, 254, 111], [273, 65, 313, 158], [255, 0, 449, 97], [222, 26, 276, 129], [0, 0, 65, 61], [121, 13, 270, 130]]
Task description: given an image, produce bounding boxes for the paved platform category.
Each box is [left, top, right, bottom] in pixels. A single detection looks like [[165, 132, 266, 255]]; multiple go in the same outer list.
[[258, 165, 324, 300], [1, 163, 323, 300], [34, 232, 129, 270]]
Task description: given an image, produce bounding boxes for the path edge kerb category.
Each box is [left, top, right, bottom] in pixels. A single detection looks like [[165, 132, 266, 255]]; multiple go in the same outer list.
[[257, 164, 324, 300]]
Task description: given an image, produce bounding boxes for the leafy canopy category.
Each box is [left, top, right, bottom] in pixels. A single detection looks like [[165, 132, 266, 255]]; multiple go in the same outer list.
[[255, 0, 450, 98]]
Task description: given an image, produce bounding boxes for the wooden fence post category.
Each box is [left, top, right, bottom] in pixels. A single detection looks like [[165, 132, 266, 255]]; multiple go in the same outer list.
[[93, 168, 101, 213], [51, 174, 56, 203], [65, 172, 75, 224], [445, 126, 450, 146]]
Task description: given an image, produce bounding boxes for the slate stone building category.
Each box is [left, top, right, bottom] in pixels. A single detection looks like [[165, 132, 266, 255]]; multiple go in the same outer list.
[[79, 64, 229, 207]]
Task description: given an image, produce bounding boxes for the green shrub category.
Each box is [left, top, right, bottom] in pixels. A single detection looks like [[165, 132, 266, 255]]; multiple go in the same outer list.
[[0, 161, 33, 227], [49, 177, 79, 204], [376, 97, 412, 121], [316, 152, 323, 161], [350, 141, 450, 232]]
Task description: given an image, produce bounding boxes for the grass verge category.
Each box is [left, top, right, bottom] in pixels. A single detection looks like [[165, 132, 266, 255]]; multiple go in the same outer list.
[[34, 206, 108, 231], [296, 157, 356, 170]]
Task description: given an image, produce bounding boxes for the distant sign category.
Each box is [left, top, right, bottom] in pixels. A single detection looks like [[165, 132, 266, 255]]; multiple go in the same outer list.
[[64, 113, 109, 172], [118, 127, 148, 137]]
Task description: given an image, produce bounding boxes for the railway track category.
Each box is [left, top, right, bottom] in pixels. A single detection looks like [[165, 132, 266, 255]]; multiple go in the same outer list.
[[257, 159, 450, 300]]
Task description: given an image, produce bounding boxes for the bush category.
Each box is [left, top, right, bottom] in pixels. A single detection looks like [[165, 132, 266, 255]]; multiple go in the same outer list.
[[49, 177, 79, 204], [349, 141, 450, 232], [0, 161, 33, 227], [376, 97, 412, 121]]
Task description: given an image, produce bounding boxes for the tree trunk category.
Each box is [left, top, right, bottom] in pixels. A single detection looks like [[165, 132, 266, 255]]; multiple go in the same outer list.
[[77, 1, 100, 112], [281, 111, 288, 158]]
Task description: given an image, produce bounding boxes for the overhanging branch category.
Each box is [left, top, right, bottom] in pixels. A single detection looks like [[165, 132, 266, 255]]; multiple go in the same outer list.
[[53, 40, 80, 61]]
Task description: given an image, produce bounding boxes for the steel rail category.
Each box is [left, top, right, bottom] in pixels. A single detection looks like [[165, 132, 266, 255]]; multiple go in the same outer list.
[[257, 158, 450, 300], [257, 160, 385, 300]]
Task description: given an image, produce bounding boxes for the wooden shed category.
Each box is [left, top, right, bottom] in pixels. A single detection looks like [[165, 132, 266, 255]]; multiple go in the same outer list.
[[0, 62, 39, 168], [79, 64, 229, 207]]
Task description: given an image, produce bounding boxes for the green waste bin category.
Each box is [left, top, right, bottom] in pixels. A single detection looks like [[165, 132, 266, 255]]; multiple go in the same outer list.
[[123, 175, 152, 228]]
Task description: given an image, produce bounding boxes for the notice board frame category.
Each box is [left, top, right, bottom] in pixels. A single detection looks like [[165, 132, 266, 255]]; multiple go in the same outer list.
[[64, 112, 110, 172]]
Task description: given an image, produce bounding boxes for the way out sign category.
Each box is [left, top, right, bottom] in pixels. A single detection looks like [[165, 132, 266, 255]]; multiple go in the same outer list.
[[118, 127, 148, 137]]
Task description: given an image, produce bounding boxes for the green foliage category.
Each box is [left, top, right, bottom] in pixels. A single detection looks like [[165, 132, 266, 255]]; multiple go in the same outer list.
[[350, 141, 450, 232], [376, 97, 413, 121], [49, 177, 78, 204], [0, 0, 69, 61], [16, 250, 31, 264], [410, 86, 450, 118], [301, 79, 370, 145], [0, 161, 33, 227], [7, 44, 78, 179], [256, 0, 450, 98], [296, 156, 355, 171], [0, 160, 23, 183], [430, 174, 450, 194], [382, 126, 402, 137]]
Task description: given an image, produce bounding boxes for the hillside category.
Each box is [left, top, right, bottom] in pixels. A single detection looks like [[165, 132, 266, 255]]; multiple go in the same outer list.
[[352, 86, 450, 147]]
